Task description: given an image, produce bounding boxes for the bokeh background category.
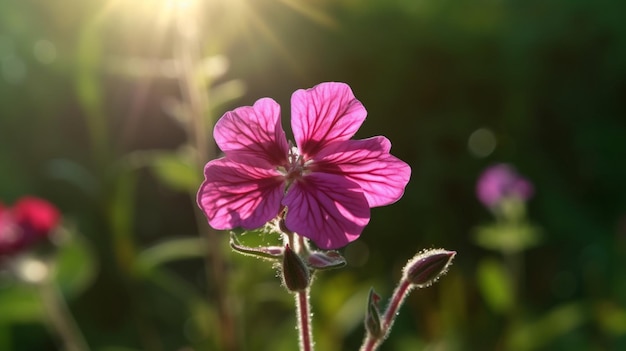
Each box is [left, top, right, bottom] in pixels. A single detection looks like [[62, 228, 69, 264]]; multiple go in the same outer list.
[[1, 0, 626, 350]]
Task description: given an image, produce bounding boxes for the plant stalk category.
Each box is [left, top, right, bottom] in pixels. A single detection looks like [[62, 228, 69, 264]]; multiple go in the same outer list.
[[174, 4, 238, 350], [39, 280, 90, 351], [360, 279, 412, 351], [296, 288, 314, 351]]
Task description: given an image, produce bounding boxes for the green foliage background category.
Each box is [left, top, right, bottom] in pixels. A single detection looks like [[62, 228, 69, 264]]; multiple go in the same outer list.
[[1, 0, 625, 350]]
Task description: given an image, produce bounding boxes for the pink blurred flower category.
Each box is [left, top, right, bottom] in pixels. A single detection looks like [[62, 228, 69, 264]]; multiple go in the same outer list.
[[197, 82, 411, 249], [0, 197, 60, 257], [476, 164, 534, 208]]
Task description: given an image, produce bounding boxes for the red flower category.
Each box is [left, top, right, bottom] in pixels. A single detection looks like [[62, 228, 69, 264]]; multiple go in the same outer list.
[[0, 197, 60, 257]]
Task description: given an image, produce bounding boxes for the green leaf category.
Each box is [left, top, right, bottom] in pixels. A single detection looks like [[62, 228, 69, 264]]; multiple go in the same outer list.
[[473, 222, 541, 253], [51, 229, 97, 299], [209, 79, 246, 114], [476, 258, 513, 314], [595, 302, 626, 336], [150, 152, 202, 193], [0, 284, 45, 323]]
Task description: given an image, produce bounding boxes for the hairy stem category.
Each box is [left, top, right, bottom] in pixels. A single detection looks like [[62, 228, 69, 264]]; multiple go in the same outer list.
[[296, 288, 314, 351]]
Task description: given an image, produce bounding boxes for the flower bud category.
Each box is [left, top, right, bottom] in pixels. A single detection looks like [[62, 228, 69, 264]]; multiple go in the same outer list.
[[403, 249, 456, 288], [364, 288, 383, 338], [282, 244, 310, 292]]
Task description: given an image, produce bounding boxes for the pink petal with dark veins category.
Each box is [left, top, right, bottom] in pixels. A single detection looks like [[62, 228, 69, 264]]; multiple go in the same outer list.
[[291, 82, 367, 157], [198, 158, 285, 230], [282, 173, 370, 249], [313, 137, 411, 207], [214, 98, 289, 169]]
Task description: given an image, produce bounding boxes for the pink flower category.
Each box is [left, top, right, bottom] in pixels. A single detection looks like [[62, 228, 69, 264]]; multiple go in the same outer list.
[[197, 82, 411, 249], [0, 196, 60, 257], [476, 164, 534, 208]]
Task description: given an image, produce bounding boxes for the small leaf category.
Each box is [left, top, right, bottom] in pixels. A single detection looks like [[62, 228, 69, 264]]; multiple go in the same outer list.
[[364, 288, 383, 338]]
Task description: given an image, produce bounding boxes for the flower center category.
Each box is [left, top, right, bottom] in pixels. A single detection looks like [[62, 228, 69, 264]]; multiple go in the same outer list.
[[277, 143, 313, 186]]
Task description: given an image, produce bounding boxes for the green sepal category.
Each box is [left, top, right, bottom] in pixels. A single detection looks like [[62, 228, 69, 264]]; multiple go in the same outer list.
[[365, 287, 383, 338]]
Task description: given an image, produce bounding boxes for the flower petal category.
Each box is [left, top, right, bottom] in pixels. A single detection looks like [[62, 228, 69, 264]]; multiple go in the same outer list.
[[13, 197, 60, 236], [197, 158, 285, 230], [282, 173, 370, 249], [0, 197, 60, 256], [291, 82, 367, 157], [313, 137, 411, 207], [214, 98, 289, 168]]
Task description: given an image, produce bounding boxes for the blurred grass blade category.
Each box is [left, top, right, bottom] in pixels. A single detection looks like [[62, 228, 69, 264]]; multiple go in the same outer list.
[[150, 152, 202, 193], [476, 258, 513, 314], [508, 302, 586, 350], [75, 15, 109, 164], [135, 237, 208, 274], [123, 149, 202, 193], [46, 158, 99, 198]]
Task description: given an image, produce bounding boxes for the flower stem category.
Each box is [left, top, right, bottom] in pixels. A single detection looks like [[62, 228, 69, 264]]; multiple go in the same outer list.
[[296, 288, 314, 351], [38, 280, 90, 351], [360, 279, 412, 351]]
